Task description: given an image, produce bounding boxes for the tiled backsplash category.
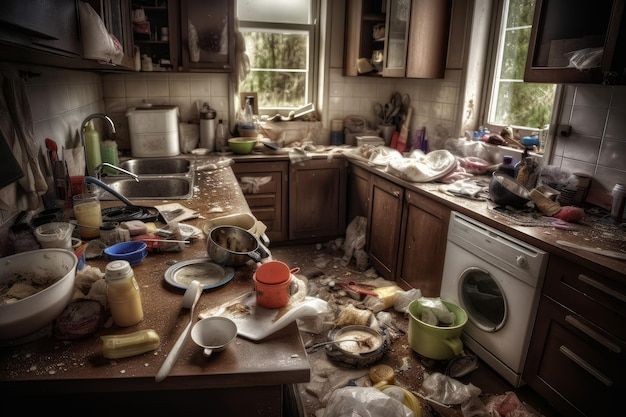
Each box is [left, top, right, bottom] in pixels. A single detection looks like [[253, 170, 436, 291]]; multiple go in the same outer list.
[[326, 68, 462, 148], [551, 84, 626, 209], [0, 65, 103, 226], [102, 72, 230, 149]]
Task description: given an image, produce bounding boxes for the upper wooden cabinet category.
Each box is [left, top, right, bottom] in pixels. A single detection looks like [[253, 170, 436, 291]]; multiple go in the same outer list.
[[131, 0, 179, 71], [524, 0, 626, 84], [180, 0, 234, 71], [0, 0, 81, 57], [344, 0, 451, 78]]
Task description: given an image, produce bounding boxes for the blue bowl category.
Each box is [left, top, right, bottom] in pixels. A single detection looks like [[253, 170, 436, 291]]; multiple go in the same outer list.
[[104, 241, 147, 266]]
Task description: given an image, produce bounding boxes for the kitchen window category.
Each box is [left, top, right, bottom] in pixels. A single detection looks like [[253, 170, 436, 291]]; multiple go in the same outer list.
[[484, 0, 557, 139], [237, 0, 319, 112]]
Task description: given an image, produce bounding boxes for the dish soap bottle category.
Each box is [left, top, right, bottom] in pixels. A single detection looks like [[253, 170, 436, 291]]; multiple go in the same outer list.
[[215, 119, 228, 153], [83, 121, 102, 176]]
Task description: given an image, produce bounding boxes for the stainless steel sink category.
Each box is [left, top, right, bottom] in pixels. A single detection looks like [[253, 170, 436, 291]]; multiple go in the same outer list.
[[119, 158, 191, 175], [96, 176, 193, 200]]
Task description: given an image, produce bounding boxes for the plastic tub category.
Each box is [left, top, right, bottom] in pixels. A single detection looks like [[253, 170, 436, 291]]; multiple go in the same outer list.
[[34, 222, 75, 249]]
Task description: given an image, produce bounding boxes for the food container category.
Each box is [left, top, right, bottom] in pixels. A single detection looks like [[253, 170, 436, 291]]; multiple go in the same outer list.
[[126, 105, 180, 157], [34, 222, 74, 249], [0, 249, 78, 340]]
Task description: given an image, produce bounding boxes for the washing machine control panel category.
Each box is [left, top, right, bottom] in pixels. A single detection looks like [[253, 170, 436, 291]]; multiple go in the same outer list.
[[516, 255, 528, 269]]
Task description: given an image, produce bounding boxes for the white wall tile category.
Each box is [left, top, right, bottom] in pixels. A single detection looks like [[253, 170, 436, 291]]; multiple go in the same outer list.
[[190, 79, 211, 96], [605, 108, 626, 140], [211, 79, 228, 96], [574, 85, 611, 108], [104, 98, 127, 113], [125, 79, 147, 97], [170, 79, 190, 96], [103, 78, 125, 98], [598, 138, 626, 169], [561, 134, 601, 163], [570, 105, 607, 137], [147, 80, 169, 97]]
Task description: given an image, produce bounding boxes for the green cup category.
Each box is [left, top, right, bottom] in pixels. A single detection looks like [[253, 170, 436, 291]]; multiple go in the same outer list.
[[407, 299, 468, 360]]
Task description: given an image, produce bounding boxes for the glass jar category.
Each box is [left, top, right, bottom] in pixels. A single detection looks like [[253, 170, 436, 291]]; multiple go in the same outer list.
[[73, 193, 102, 239], [105, 260, 144, 327]]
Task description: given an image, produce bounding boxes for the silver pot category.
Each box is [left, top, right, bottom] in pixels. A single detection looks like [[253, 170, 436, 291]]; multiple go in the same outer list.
[[207, 225, 271, 266]]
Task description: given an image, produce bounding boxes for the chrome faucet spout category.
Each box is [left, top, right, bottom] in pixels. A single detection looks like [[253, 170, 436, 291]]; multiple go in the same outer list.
[[80, 113, 117, 146], [95, 163, 140, 182]]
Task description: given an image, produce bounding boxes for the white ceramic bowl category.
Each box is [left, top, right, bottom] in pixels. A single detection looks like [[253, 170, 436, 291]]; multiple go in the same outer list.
[[0, 249, 78, 340]]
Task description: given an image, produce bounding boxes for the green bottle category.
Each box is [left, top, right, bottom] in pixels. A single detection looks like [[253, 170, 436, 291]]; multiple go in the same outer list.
[[83, 121, 102, 176]]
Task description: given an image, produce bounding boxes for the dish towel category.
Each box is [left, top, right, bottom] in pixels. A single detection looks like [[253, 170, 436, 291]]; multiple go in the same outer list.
[[0, 71, 48, 211]]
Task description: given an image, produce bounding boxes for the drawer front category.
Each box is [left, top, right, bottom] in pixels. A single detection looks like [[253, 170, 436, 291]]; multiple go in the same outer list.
[[543, 255, 626, 340], [525, 296, 624, 417]]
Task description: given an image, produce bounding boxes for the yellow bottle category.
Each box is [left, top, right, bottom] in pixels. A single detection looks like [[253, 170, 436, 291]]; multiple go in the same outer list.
[[83, 120, 102, 176], [105, 260, 144, 327]]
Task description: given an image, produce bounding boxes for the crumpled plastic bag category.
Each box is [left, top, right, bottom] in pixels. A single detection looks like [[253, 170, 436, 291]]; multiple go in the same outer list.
[[485, 392, 538, 417], [323, 387, 414, 417], [416, 297, 455, 326], [421, 372, 481, 405], [566, 47, 603, 70], [342, 216, 367, 268], [393, 288, 422, 313]]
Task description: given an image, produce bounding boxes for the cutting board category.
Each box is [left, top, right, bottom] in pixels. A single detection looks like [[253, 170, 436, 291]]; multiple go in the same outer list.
[[199, 291, 328, 341]]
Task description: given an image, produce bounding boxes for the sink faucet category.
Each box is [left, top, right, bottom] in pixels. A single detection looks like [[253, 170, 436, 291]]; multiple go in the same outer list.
[[94, 163, 139, 182], [80, 113, 116, 145]]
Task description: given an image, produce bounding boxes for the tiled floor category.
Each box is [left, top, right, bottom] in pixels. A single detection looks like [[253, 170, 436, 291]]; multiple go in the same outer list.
[[271, 244, 563, 417]]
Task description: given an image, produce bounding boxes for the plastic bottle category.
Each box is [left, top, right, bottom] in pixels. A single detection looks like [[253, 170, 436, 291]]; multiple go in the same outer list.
[[611, 184, 626, 223], [83, 121, 102, 176], [100, 140, 119, 174], [498, 155, 516, 178], [105, 260, 144, 327], [215, 119, 228, 152]]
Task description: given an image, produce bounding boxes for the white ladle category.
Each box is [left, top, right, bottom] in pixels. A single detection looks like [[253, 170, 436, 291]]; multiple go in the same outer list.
[[155, 280, 202, 382]]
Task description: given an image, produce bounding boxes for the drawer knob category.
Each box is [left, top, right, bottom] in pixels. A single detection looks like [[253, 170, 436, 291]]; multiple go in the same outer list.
[[516, 255, 528, 269]]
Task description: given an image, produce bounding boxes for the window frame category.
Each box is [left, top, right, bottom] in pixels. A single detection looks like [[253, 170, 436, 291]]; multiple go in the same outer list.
[[480, 0, 562, 151], [238, 1, 320, 114]]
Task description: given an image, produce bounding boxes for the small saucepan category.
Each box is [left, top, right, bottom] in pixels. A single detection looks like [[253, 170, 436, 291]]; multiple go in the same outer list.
[[207, 225, 271, 266]]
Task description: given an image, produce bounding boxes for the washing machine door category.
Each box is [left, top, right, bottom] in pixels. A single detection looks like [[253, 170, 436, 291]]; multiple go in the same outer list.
[[459, 267, 507, 332]]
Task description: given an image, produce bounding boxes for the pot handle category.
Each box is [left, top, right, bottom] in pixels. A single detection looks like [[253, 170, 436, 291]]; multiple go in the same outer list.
[[442, 337, 464, 356], [247, 240, 272, 262]]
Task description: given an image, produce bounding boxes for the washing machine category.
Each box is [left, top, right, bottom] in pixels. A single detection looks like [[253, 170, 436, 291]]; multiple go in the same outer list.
[[440, 212, 548, 387]]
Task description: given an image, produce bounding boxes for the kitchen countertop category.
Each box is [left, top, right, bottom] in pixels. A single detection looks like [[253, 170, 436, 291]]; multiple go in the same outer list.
[[0, 161, 310, 401], [231, 148, 625, 278]]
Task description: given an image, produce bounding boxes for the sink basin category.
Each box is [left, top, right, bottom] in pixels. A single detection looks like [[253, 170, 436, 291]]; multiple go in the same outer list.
[[97, 176, 193, 200], [119, 158, 191, 175]]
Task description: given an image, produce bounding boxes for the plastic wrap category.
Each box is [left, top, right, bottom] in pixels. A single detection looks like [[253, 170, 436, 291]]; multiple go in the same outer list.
[[323, 387, 414, 417], [421, 372, 481, 405]]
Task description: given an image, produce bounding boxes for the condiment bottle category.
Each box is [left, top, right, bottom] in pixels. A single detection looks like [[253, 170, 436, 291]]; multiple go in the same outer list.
[[83, 121, 102, 176], [611, 184, 626, 223], [199, 103, 216, 151], [215, 119, 228, 152], [497, 155, 516, 178], [105, 260, 144, 327]]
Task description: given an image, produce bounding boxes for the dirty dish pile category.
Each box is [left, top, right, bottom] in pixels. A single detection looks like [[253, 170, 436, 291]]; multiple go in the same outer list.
[[0, 249, 78, 340]]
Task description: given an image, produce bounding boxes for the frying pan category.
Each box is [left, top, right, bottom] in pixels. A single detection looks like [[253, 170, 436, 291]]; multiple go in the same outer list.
[[85, 176, 163, 223]]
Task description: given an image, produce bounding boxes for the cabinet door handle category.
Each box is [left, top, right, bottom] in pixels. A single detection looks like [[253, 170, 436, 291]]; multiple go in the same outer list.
[[393, 191, 400, 198], [565, 315, 621, 353], [577, 274, 626, 303], [559, 346, 613, 387]]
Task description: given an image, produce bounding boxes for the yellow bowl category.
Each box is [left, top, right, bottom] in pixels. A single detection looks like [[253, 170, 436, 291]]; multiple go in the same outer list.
[[228, 137, 257, 155]]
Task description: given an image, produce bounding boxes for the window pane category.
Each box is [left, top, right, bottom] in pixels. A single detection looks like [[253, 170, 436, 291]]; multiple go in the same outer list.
[[506, 0, 535, 27], [237, 0, 311, 24], [242, 31, 308, 69], [493, 82, 556, 128], [241, 71, 306, 108], [501, 27, 531, 79]]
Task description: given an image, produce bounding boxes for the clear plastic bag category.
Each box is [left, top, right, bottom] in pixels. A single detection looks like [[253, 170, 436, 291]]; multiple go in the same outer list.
[[566, 47, 603, 70], [421, 372, 481, 405], [324, 387, 414, 417]]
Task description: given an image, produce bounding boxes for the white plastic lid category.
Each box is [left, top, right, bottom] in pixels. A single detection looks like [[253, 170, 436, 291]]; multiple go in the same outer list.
[[105, 260, 133, 281]]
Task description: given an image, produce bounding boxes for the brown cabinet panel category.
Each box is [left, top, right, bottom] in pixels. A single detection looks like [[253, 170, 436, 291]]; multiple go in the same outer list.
[[289, 159, 347, 240], [543, 255, 626, 340], [406, 0, 451, 78], [524, 296, 625, 417], [233, 161, 288, 242], [367, 175, 404, 279], [397, 190, 449, 295], [347, 164, 371, 223]]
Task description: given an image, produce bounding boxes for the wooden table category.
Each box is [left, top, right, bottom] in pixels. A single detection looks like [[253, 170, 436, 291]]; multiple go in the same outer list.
[[0, 163, 310, 416]]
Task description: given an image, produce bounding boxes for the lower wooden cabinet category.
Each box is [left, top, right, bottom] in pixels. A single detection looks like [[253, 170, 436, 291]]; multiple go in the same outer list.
[[232, 161, 288, 242], [367, 175, 404, 279], [524, 256, 626, 417], [347, 164, 371, 223], [397, 190, 449, 296], [289, 159, 347, 240]]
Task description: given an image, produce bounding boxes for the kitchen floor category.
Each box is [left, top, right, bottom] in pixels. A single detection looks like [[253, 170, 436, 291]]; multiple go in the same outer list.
[[269, 244, 563, 417]]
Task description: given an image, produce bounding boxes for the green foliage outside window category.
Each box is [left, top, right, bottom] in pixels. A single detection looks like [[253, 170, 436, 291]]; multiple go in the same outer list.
[[240, 31, 308, 109], [492, 0, 556, 129]]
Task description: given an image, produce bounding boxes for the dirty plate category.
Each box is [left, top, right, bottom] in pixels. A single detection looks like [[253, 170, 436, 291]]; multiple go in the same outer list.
[[164, 259, 234, 291]]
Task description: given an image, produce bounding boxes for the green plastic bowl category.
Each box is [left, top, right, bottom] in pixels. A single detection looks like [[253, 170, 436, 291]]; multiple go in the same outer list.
[[228, 137, 257, 155]]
